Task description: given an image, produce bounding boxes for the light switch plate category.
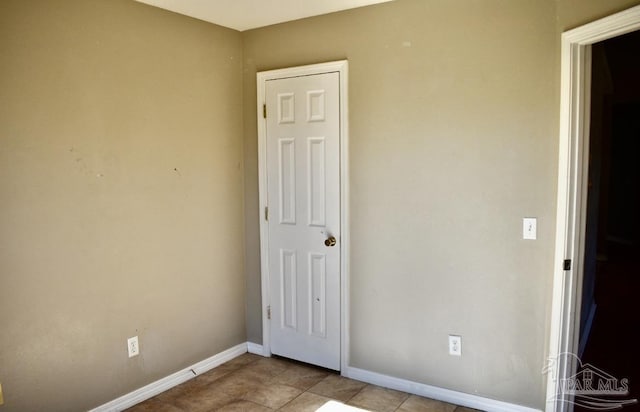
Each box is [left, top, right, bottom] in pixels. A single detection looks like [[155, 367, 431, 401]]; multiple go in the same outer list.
[[523, 218, 537, 240]]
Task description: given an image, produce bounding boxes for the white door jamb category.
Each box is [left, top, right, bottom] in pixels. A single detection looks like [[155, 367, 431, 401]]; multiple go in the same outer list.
[[547, 6, 640, 412]]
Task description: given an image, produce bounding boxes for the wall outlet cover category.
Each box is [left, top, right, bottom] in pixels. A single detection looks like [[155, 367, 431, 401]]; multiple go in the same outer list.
[[449, 335, 462, 356], [128, 336, 139, 358]]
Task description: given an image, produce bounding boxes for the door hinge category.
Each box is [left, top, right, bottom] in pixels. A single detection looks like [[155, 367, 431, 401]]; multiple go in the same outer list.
[[563, 259, 572, 271], [264, 206, 269, 221], [267, 305, 271, 320], [263, 104, 267, 119]]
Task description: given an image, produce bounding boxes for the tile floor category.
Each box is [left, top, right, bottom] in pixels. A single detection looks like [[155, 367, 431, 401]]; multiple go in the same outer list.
[[126, 353, 480, 412]]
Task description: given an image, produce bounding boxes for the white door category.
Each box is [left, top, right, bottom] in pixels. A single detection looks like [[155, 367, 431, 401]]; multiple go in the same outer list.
[[265, 72, 341, 370]]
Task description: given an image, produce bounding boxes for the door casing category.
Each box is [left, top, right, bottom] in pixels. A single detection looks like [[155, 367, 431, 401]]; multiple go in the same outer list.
[[547, 6, 640, 412], [257, 60, 349, 372]]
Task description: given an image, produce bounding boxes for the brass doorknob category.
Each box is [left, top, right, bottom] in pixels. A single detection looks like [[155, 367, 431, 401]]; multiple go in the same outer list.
[[324, 236, 337, 247]]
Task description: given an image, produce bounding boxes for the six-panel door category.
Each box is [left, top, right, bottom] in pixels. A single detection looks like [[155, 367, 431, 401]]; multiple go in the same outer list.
[[266, 72, 341, 370]]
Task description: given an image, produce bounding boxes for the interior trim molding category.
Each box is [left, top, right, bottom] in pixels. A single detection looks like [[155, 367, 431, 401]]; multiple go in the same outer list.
[[247, 342, 266, 356], [344, 366, 542, 412], [548, 5, 640, 412], [89, 342, 248, 412], [89, 343, 541, 412]]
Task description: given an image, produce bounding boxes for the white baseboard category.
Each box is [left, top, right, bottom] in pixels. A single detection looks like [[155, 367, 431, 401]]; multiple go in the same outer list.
[[578, 303, 597, 358], [247, 342, 266, 356], [90, 342, 248, 412], [343, 366, 541, 412], [91, 342, 540, 412]]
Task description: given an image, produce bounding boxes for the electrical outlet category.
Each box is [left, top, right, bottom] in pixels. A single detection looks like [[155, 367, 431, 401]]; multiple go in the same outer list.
[[0, 382, 4, 405], [449, 335, 462, 356], [127, 336, 139, 358]]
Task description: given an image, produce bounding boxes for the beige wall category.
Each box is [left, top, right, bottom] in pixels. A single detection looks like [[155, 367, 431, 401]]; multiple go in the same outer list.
[[3, 0, 640, 411], [557, 0, 640, 31], [242, 0, 636, 408], [0, 1, 245, 411], [243, 0, 558, 407]]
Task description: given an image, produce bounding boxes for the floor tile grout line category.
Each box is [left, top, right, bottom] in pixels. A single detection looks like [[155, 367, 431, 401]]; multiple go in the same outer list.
[[343, 382, 370, 405], [125, 354, 473, 412], [274, 390, 304, 411]]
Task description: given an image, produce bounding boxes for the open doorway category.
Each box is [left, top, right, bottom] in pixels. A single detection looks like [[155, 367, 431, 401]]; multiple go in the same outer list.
[[577, 30, 640, 411], [548, 6, 640, 412]]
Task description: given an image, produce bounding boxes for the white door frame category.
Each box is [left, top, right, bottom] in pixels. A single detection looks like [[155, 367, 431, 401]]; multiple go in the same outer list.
[[546, 6, 640, 412], [257, 60, 350, 372]]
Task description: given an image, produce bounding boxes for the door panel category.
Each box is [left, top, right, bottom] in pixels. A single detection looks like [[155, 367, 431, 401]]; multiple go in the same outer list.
[[266, 72, 340, 370]]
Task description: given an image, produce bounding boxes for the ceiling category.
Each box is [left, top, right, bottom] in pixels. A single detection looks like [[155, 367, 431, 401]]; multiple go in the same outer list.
[[134, 0, 394, 31]]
